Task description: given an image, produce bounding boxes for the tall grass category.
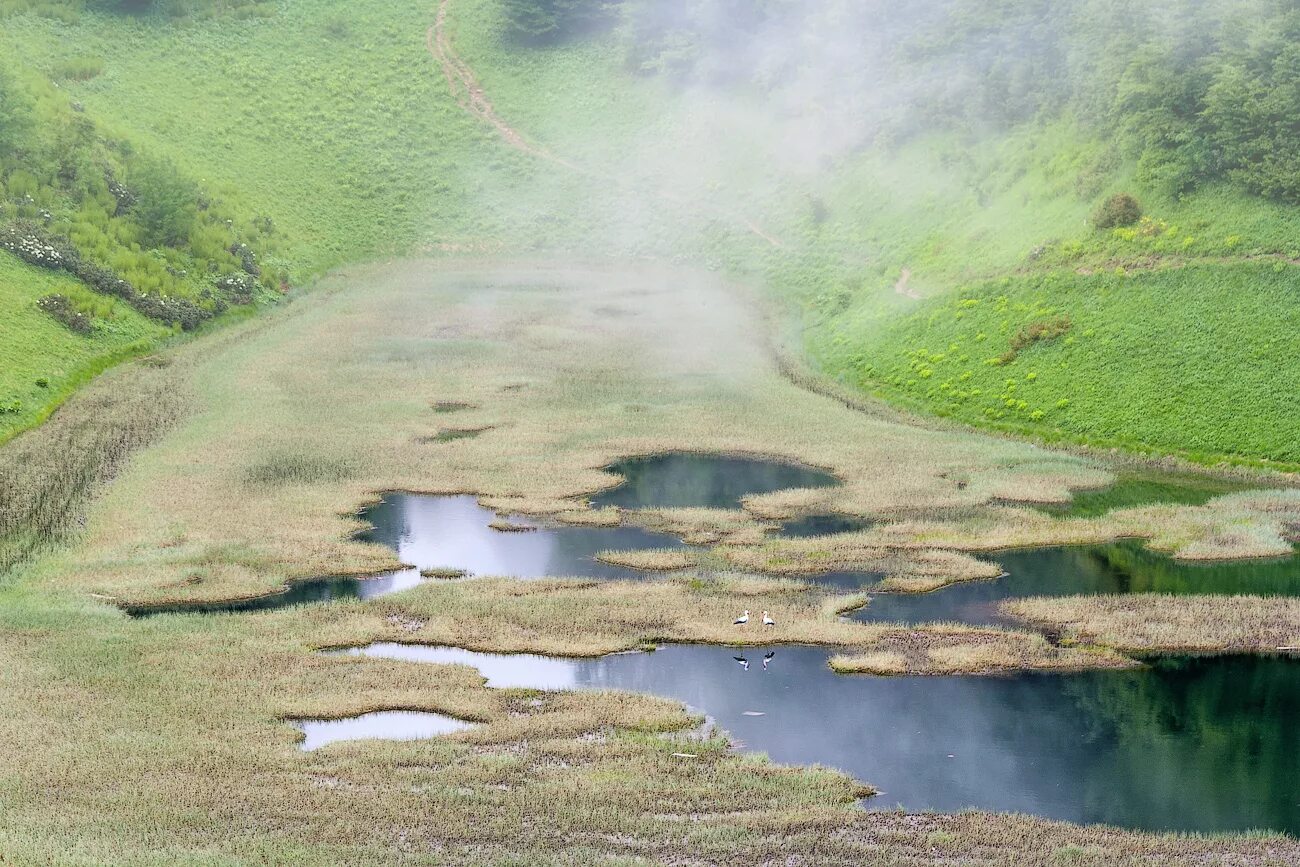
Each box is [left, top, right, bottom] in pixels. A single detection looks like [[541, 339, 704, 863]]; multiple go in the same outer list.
[[0, 358, 186, 575]]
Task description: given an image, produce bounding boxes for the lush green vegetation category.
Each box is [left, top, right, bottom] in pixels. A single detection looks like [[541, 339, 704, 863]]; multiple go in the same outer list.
[[5, 0, 1300, 461], [0, 52, 284, 438], [816, 262, 1300, 464]]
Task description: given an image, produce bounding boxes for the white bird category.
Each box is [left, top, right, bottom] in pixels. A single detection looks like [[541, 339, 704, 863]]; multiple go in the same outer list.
[[733, 655, 750, 671], [762, 651, 775, 671], [762, 611, 775, 627], [733, 610, 750, 625]]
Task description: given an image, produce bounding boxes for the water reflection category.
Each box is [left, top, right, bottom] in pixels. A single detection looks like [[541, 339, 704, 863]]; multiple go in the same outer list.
[[128, 494, 687, 615], [776, 513, 873, 538], [358, 494, 683, 580], [335, 642, 1300, 835], [591, 454, 839, 509]]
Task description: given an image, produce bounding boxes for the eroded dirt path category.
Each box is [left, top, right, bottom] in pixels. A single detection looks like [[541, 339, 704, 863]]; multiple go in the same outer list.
[[427, 0, 785, 249], [894, 267, 920, 299]]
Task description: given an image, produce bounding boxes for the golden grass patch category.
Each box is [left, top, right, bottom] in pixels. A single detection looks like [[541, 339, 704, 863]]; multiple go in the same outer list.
[[1004, 594, 1300, 655]]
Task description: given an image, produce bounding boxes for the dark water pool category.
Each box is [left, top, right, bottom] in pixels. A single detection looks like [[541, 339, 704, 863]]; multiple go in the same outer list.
[[335, 642, 1300, 835], [1028, 471, 1257, 519], [848, 541, 1300, 626], [775, 513, 874, 538], [590, 453, 839, 509]]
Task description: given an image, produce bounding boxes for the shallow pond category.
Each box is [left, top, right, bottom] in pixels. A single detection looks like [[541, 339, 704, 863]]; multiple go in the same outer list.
[[775, 512, 873, 538], [590, 453, 839, 509], [359, 494, 684, 580], [335, 642, 1300, 835], [847, 541, 1300, 626], [128, 494, 687, 614], [295, 710, 475, 751], [262, 454, 1300, 834]]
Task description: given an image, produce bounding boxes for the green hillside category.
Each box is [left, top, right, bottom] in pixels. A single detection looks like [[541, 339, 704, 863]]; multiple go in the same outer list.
[[814, 261, 1300, 465], [3, 0, 1299, 465], [0, 250, 165, 437]]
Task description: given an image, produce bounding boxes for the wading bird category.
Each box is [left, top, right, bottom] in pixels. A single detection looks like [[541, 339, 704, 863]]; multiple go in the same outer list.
[[733, 655, 750, 671], [762, 611, 775, 627], [734, 610, 750, 625], [762, 651, 775, 671]]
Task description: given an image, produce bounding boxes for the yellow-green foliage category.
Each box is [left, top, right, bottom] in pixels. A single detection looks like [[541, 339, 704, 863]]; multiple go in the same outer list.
[[0, 250, 166, 441], [819, 262, 1300, 467]]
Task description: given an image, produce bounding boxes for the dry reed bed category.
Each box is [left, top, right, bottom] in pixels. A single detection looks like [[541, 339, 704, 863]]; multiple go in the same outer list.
[[594, 548, 698, 571], [1005, 594, 1300, 655]]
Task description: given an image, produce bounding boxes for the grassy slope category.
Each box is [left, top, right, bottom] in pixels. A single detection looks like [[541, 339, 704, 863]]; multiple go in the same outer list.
[[443, 13, 1300, 468], [0, 251, 167, 440], [818, 262, 1300, 464], [803, 160, 1300, 468], [0, 0, 513, 440], [5, 0, 1300, 465], [0, 0, 516, 274]]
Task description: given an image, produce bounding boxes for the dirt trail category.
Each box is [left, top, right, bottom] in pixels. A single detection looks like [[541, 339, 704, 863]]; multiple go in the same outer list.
[[427, 0, 783, 249], [894, 267, 920, 299]]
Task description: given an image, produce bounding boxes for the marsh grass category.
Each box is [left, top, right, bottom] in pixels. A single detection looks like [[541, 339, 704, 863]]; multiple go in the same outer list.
[[422, 426, 493, 444], [432, 400, 481, 413], [829, 623, 1134, 676], [242, 451, 357, 487], [594, 549, 697, 572], [1005, 595, 1300, 655], [4, 262, 1299, 864], [0, 356, 187, 575]]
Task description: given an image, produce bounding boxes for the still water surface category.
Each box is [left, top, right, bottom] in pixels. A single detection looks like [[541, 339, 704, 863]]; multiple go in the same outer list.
[[336, 641, 1300, 834], [849, 542, 1300, 626], [128, 454, 1300, 831], [590, 453, 840, 509]]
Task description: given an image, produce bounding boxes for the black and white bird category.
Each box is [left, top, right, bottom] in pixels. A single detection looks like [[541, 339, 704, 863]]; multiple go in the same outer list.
[[733, 655, 750, 671], [762, 611, 775, 627], [762, 651, 775, 671], [733, 610, 750, 625]]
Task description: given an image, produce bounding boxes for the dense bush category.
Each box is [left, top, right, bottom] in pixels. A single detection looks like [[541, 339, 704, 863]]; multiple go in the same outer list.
[[0, 65, 33, 156], [500, 0, 616, 44], [36, 293, 93, 334], [51, 56, 104, 81], [127, 155, 198, 247], [0, 59, 280, 332], [1092, 194, 1143, 229]]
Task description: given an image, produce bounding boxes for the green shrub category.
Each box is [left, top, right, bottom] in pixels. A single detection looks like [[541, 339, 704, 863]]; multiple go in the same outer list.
[[1092, 193, 1143, 229], [126, 155, 198, 247], [500, 0, 615, 44], [36, 293, 93, 334], [52, 56, 104, 81]]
